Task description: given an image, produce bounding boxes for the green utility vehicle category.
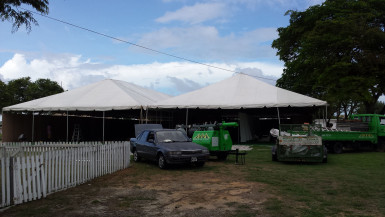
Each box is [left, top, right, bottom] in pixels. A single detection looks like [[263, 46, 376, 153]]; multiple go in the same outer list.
[[192, 121, 238, 160], [316, 114, 385, 153], [271, 124, 327, 163]]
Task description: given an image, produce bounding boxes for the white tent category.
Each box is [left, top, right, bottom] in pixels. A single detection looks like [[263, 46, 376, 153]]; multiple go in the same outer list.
[[3, 79, 170, 112], [151, 73, 327, 109], [151, 73, 327, 142], [2, 75, 327, 143]]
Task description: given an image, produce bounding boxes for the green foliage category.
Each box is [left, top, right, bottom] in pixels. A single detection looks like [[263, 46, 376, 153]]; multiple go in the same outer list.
[[0, 77, 64, 110], [7, 77, 33, 105], [357, 101, 385, 114], [272, 0, 385, 115], [0, 0, 49, 33], [0, 80, 11, 110], [26, 78, 65, 100]]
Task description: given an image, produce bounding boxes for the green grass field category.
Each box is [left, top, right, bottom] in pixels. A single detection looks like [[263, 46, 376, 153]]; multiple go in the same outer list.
[[242, 144, 385, 216]]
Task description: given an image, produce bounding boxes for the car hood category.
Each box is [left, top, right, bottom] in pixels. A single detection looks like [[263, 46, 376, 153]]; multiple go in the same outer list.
[[158, 142, 207, 151]]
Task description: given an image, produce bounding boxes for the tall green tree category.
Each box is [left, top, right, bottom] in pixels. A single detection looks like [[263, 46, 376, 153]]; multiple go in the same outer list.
[[26, 78, 64, 100], [7, 77, 32, 105], [272, 0, 385, 117], [2, 77, 63, 110], [0, 0, 49, 33], [357, 101, 385, 114], [0, 80, 11, 110]]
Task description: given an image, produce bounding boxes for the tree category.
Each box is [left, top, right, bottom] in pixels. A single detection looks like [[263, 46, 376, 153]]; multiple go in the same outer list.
[[7, 77, 32, 105], [0, 0, 49, 33], [26, 78, 64, 100], [2, 77, 63, 110], [272, 0, 385, 117], [0, 80, 11, 110], [357, 101, 385, 114]]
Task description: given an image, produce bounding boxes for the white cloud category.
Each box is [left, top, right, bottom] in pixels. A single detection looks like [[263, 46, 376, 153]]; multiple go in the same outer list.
[[135, 26, 278, 61], [224, 0, 324, 9], [0, 53, 283, 96], [160, 0, 325, 12], [0, 53, 106, 90], [156, 2, 228, 24]]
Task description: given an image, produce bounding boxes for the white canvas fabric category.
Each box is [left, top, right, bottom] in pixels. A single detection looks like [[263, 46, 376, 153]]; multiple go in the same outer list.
[[3, 79, 170, 111], [3, 74, 326, 112], [151, 73, 327, 109]]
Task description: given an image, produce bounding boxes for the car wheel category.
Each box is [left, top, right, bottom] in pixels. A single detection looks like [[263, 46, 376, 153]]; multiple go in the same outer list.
[[158, 154, 168, 169], [195, 162, 205, 167], [333, 142, 343, 154], [376, 139, 385, 152], [133, 150, 141, 162]]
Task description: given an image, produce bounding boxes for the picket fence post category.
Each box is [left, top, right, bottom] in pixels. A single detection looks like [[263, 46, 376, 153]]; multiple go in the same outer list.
[[0, 141, 130, 208]]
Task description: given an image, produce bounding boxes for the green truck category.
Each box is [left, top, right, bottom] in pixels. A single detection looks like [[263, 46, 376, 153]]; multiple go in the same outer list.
[[316, 114, 385, 153], [271, 124, 327, 163], [191, 121, 238, 160]]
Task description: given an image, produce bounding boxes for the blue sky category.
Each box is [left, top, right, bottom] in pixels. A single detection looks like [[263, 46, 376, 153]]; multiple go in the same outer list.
[[0, 0, 324, 96]]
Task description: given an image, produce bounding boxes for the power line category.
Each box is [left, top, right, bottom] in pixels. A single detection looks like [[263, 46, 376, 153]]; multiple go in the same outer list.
[[23, 8, 278, 82], [16, 8, 331, 91]]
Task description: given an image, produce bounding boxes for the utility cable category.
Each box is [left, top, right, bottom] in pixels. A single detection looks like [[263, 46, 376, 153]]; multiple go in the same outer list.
[[22, 8, 278, 82]]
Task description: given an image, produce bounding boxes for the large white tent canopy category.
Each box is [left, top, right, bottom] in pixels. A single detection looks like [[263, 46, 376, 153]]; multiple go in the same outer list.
[[151, 73, 327, 109], [3, 79, 171, 112], [2, 74, 328, 143], [3, 74, 326, 112]]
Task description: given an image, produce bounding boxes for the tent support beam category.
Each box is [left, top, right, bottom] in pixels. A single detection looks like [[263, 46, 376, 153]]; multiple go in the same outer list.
[[325, 105, 328, 127], [103, 111, 105, 143], [66, 111, 69, 142], [32, 112, 35, 143], [185, 108, 189, 131], [277, 107, 281, 125], [146, 107, 148, 124]]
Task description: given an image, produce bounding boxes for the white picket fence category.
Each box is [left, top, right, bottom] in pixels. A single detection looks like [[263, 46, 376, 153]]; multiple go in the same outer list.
[[0, 142, 130, 208]]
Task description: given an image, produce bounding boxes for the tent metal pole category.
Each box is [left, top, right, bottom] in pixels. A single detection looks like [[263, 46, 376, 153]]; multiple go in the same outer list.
[[325, 105, 328, 127], [185, 108, 189, 131], [140, 107, 143, 124], [103, 111, 105, 143], [145, 107, 148, 124], [66, 111, 69, 142], [277, 107, 281, 126], [238, 122, 241, 144], [32, 112, 35, 143], [323, 106, 325, 128]]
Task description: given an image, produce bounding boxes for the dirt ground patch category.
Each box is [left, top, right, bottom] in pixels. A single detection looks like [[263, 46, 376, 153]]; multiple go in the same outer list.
[[1, 159, 272, 217]]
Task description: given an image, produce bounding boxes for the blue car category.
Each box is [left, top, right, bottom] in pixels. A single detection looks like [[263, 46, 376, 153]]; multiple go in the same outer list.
[[130, 129, 210, 169]]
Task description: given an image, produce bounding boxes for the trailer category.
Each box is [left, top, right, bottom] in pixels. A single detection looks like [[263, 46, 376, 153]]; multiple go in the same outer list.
[[271, 124, 327, 163], [315, 114, 385, 153]]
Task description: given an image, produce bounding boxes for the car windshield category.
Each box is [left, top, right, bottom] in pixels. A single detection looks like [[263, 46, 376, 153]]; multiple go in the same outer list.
[[156, 130, 188, 142]]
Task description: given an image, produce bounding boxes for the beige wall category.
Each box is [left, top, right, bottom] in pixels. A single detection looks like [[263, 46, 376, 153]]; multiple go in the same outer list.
[[2, 112, 33, 142]]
